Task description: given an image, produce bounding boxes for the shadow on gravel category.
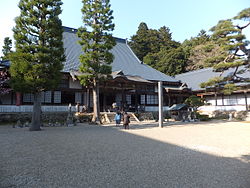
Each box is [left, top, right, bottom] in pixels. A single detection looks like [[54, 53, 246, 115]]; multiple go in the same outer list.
[[120, 120, 230, 130], [0, 125, 249, 188]]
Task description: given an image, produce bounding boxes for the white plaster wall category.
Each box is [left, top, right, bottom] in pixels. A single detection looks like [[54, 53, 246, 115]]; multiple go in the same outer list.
[[0, 105, 76, 113], [205, 94, 250, 106], [199, 105, 247, 114]]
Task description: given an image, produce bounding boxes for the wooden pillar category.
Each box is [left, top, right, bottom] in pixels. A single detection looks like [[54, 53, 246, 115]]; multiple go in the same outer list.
[[16, 92, 22, 106], [215, 92, 218, 106], [158, 81, 163, 128], [244, 91, 248, 111], [86, 88, 90, 112], [103, 93, 107, 112], [135, 85, 138, 112], [121, 84, 126, 111], [222, 94, 224, 106]]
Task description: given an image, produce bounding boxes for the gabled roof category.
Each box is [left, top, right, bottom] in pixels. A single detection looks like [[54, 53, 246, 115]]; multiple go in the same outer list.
[[175, 66, 250, 91], [62, 26, 179, 83]]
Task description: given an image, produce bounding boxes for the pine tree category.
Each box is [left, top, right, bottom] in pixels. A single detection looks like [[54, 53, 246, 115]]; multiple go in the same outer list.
[[201, 8, 250, 93], [1, 37, 12, 60], [181, 30, 211, 71], [77, 0, 115, 123], [9, 0, 65, 131]]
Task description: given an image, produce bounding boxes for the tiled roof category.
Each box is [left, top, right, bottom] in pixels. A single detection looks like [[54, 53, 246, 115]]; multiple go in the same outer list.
[[62, 26, 179, 83], [175, 66, 250, 91]]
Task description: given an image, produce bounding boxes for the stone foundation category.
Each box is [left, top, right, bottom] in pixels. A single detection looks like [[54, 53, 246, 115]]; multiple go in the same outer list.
[[0, 112, 70, 124]]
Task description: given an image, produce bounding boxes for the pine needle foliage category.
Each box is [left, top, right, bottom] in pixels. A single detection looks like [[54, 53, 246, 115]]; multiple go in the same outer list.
[[9, 0, 65, 93]]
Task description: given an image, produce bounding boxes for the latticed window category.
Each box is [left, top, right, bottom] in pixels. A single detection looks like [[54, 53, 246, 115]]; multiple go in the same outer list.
[[75, 92, 82, 103], [23, 93, 34, 103], [147, 95, 158, 104], [44, 91, 52, 103], [115, 94, 122, 106], [140, 95, 145, 104], [126, 95, 131, 104], [40, 91, 52, 103], [54, 91, 61, 103]]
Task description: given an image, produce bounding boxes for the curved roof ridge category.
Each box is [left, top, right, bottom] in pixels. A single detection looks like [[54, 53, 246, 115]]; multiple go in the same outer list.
[[62, 26, 126, 43]]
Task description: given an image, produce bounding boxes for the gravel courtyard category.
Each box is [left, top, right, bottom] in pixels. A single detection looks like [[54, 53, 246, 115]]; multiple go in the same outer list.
[[0, 121, 250, 188]]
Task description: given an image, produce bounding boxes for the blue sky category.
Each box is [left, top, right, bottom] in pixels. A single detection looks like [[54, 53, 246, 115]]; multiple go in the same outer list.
[[0, 0, 249, 56]]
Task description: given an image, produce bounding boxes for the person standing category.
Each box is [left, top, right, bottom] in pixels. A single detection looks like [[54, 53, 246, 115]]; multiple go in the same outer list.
[[114, 111, 121, 127], [123, 112, 130, 129]]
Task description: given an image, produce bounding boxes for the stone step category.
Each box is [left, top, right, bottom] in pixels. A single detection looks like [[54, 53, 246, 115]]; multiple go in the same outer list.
[[103, 112, 139, 123], [245, 112, 250, 121]]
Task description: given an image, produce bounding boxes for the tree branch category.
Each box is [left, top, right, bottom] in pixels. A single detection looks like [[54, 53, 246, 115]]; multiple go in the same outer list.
[[236, 22, 250, 30]]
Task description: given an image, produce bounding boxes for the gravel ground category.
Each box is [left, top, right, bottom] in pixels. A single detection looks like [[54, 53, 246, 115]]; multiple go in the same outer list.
[[0, 121, 250, 188]]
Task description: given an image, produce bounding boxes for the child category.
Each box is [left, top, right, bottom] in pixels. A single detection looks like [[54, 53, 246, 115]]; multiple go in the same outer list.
[[123, 112, 130, 129], [114, 111, 121, 127]]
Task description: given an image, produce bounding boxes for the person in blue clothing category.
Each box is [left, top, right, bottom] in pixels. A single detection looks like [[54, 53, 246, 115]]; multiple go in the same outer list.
[[114, 111, 121, 127]]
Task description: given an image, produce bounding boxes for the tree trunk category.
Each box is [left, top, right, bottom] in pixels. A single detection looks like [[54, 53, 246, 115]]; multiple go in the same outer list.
[[92, 79, 101, 124], [30, 92, 42, 131]]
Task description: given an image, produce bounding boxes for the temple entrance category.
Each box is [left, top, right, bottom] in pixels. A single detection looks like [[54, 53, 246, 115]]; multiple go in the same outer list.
[[100, 93, 116, 112]]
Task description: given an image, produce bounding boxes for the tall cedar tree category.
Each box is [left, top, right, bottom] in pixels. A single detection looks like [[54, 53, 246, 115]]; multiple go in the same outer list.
[[129, 22, 185, 76], [77, 0, 115, 123], [129, 22, 149, 61], [200, 8, 250, 93], [9, 0, 65, 131], [1, 37, 12, 60]]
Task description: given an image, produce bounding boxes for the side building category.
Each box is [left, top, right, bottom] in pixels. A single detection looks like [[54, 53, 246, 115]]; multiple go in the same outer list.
[[175, 67, 250, 115], [0, 26, 190, 113]]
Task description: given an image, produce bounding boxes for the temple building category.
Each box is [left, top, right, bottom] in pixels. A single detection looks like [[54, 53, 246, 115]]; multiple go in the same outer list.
[[0, 27, 189, 113], [175, 67, 250, 114]]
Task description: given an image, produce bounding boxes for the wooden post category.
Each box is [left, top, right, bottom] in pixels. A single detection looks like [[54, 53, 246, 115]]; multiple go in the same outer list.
[[222, 94, 224, 106], [244, 91, 248, 111], [158, 81, 163, 128], [135, 86, 138, 112], [86, 88, 90, 112], [215, 92, 218, 106], [103, 93, 107, 112], [16, 92, 22, 106]]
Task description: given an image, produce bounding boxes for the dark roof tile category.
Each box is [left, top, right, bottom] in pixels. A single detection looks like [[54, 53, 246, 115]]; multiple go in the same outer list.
[[62, 26, 178, 83]]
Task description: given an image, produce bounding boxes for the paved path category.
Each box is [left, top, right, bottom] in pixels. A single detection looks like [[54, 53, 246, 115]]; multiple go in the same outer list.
[[0, 121, 250, 188]]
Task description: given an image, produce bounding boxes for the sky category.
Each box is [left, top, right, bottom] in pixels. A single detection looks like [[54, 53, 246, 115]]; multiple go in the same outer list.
[[0, 0, 249, 57]]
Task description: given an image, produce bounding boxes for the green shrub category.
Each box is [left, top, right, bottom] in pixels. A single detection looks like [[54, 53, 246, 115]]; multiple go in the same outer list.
[[196, 113, 210, 121], [75, 113, 92, 122]]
